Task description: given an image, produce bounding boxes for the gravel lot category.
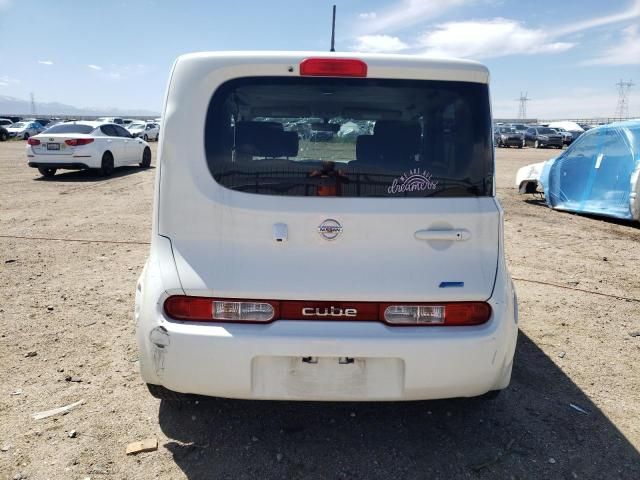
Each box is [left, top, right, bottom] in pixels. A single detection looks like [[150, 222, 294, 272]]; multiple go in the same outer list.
[[1, 140, 639, 479]]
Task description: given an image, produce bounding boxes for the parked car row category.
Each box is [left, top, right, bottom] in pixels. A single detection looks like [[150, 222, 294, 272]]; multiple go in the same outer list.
[[493, 122, 583, 149], [0, 116, 161, 141]]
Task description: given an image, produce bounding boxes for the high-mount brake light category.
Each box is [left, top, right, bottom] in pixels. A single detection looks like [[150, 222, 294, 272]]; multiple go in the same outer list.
[[65, 138, 94, 146], [27, 138, 40, 145], [299, 58, 367, 77]]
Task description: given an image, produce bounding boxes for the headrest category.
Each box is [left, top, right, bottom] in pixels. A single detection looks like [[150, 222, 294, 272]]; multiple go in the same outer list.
[[374, 120, 421, 153], [356, 135, 381, 164], [235, 121, 297, 157]]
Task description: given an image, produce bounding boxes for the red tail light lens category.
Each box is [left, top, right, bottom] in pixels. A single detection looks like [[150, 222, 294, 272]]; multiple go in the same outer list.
[[65, 138, 94, 146], [164, 296, 491, 326], [164, 296, 276, 322], [382, 302, 491, 326], [27, 138, 40, 145], [300, 58, 368, 77]]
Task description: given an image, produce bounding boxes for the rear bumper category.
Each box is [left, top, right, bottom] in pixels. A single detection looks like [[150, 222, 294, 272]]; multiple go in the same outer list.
[[28, 161, 91, 170], [136, 289, 518, 401]]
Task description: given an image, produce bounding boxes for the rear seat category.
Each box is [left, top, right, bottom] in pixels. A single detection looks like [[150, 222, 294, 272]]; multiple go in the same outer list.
[[354, 120, 421, 167], [235, 121, 299, 159]]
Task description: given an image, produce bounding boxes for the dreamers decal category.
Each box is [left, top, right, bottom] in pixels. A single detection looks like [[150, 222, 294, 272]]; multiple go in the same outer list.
[[388, 169, 438, 194]]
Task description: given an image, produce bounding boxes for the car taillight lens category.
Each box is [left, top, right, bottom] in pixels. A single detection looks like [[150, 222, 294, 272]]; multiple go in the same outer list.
[[382, 303, 491, 326], [300, 58, 367, 77], [65, 138, 94, 146], [164, 296, 275, 322], [27, 138, 40, 145]]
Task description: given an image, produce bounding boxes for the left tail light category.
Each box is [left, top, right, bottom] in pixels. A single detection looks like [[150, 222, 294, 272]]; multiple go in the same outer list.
[[65, 138, 94, 146], [164, 296, 276, 323], [27, 138, 40, 145]]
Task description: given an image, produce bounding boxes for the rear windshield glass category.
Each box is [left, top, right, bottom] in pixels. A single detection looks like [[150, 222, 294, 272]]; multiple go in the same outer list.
[[205, 77, 493, 197], [44, 124, 94, 134]]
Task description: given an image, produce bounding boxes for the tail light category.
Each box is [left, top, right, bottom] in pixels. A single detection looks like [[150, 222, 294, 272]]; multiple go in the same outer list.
[[164, 296, 491, 326], [382, 303, 491, 326], [65, 138, 94, 146], [300, 58, 367, 77], [27, 138, 40, 145], [164, 296, 276, 323]]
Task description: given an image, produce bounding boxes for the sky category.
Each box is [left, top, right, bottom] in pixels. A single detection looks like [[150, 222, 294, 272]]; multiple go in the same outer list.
[[0, 0, 639, 119]]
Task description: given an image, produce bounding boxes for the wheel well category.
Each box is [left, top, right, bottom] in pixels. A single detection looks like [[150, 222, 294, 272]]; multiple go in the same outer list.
[[102, 150, 113, 159], [519, 180, 540, 194]]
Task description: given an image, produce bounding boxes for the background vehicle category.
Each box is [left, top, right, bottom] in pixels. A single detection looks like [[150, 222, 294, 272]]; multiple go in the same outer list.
[[524, 126, 563, 148], [494, 126, 524, 148], [136, 52, 518, 403], [96, 116, 124, 125], [0, 125, 8, 141], [6, 121, 45, 139], [0, 118, 13, 129], [26, 121, 151, 177], [552, 127, 574, 146], [516, 120, 640, 222], [127, 122, 159, 141]]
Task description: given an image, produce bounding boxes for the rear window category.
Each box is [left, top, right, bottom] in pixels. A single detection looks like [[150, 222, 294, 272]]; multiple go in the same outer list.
[[44, 124, 94, 134], [205, 77, 493, 197]]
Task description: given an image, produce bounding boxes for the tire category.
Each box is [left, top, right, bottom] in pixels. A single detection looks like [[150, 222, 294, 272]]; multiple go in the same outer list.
[[38, 167, 57, 178], [99, 151, 114, 177], [517, 144, 522, 149], [534, 140, 540, 149], [478, 389, 502, 400], [146, 383, 191, 401], [143, 134, 148, 141], [0, 131, 7, 141], [140, 147, 151, 168], [23, 132, 30, 140]]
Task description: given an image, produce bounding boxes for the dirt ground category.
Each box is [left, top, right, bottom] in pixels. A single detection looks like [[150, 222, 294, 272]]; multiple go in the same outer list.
[[1, 140, 639, 480]]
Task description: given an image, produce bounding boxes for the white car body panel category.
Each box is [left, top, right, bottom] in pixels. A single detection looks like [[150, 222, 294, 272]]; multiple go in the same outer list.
[[136, 51, 517, 401], [515, 161, 546, 192]]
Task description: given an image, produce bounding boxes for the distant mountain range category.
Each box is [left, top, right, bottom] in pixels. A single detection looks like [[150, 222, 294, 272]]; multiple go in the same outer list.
[[0, 95, 159, 117]]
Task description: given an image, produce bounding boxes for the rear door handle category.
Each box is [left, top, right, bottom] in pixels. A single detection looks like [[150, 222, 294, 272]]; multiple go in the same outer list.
[[414, 229, 471, 241]]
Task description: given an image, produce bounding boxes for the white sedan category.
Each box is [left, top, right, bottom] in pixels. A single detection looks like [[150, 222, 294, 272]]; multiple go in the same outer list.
[[26, 121, 152, 178], [127, 122, 159, 141]]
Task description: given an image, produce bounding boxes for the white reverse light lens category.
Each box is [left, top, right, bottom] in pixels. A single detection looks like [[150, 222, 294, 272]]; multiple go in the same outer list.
[[212, 301, 274, 321], [384, 305, 445, 324]]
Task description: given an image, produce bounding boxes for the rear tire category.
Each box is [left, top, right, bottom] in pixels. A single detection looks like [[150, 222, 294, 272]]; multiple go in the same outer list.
[[99, 151, 114, 177], [140, 147, 151, 168], [146, 383, 191, 401], [143, 134, 148, 141], [0, 131, 7, 141], [478, 389, 502, 400], [534, 140, 540, 149], [38, 167, 57, 178], [23, 132, 30, 140]]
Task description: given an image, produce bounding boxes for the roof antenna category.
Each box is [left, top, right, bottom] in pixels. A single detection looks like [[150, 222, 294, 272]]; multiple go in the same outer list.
[[330, 5, 336, 52]]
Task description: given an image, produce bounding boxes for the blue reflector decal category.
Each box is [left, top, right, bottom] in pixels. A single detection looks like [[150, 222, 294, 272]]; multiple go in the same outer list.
[[439, 282, 464, 288]]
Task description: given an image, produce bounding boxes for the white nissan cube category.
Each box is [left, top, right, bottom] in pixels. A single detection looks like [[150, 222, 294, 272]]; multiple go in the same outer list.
[[135, 52, 518, 401]]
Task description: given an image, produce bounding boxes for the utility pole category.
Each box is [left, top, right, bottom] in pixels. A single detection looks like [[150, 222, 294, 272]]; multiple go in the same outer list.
[[517, 92, 530, 120], [30, 92, 37, 116], [614, 79, 634, 119]]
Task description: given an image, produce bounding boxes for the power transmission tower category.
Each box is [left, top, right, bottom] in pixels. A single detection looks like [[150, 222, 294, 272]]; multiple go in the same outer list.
[[30, 92, 37, 116], [517, 92, 530, 119], [614, 79, 634, 119]]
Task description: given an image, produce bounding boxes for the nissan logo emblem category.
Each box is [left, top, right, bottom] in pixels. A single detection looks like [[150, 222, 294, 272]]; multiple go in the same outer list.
[[318, 219, 342, 240]]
